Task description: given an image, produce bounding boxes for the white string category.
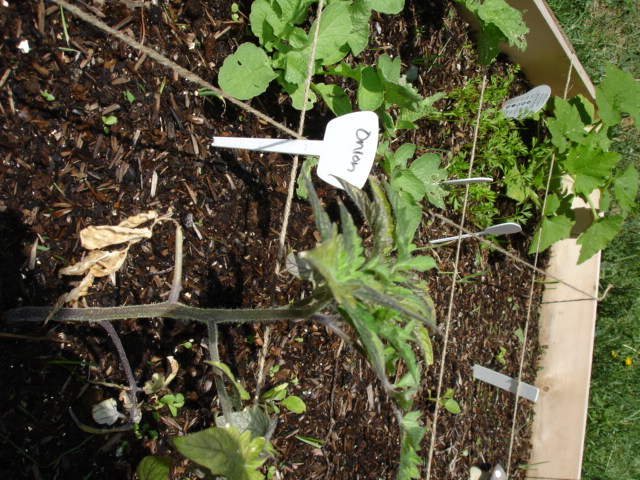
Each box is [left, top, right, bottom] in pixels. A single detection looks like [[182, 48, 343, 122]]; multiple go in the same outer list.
[[424, 74, 488, 479], [505, 60, 575, 475], [256, 0, 326, 400]]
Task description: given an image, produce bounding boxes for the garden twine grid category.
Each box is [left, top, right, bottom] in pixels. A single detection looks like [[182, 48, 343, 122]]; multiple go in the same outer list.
[[44, 1, 602, 478]]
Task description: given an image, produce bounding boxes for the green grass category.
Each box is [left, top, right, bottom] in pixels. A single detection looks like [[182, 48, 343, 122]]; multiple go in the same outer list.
[[544, 1, 640, 478], [586, 222, 640, 479]]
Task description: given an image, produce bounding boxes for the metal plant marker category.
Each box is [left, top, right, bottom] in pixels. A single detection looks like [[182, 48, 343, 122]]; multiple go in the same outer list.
[[429, 222, 521, 244], [438, 176, 493, 186], [472, 365, 539, 402], [211, 111, 379, 189]]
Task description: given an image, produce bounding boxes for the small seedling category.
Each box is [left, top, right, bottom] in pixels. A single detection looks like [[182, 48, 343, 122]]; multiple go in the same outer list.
[[230, 2, 240, 21], [40, 90, 56, 102], [154, 393, 185, 416], [123, 90, 135, 104], [260, 383, 306, 414]]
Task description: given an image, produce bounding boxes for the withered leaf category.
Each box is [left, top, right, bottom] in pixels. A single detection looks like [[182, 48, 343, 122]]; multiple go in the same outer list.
[[80, 225, 153, 250]]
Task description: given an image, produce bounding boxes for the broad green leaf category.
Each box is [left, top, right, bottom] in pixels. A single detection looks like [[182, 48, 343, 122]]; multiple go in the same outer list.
[[173, 426, 266, 480], [312, 83, 352, 116], [391, 169, 425, 202], [348, 0, 372, 55], [596, 63, 640, 127], [214, 407, 275, 442], [613, 164, 638, 214], [576, 216, 624, 264], [281, 395, 306, 413], [377, 54, 401, 84], [564, 142, 620, 198], [261, 383, 289, 401], [280, 77, 317, 110], [370, 0, 404, 14], [358, 66, 384, 111], [543, 193, 562, 216], [388, 143, 416, 172], [383, 80, 424, 109], [312, 3, 352, 64], [546, 98, 588, 152], [443, 398, 461, 414], [218, 44, 277, 100], [409, 153, 448, 209], [249, 0, 279, 47], [529, 214, 575, 253], [324, 61, 361, 81], [136, 456, 172, 480], [385, 186, 422, 258]]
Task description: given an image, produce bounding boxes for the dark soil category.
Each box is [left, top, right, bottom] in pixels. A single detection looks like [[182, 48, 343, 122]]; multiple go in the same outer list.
[[0, 1, 544, 479]]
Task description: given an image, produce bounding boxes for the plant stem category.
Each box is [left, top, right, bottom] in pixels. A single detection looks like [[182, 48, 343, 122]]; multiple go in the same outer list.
[[99, 321, 142, 424], [4, 301, 322, 324], [206, 320, 234, 424]]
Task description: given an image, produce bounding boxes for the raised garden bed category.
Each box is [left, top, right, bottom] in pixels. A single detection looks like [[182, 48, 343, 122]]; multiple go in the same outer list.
[[0, 0, 618, 479]]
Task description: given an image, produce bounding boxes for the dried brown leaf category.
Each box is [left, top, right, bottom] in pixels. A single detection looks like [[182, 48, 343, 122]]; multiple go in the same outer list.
[[118, 210, 158, 228], [63, 273, 96, 304], [59, 249, 128, 277], [80, 225, 153, 250]]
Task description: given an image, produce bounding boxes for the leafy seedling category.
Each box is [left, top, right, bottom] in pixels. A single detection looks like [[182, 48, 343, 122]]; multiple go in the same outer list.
[[211, 111, 379, 189]]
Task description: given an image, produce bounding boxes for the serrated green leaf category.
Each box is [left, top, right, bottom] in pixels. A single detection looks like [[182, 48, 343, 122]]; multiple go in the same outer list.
[[295, 157, 319, 200], [219, 43, 277, 100], [564, 142, 620, 198], [173, 426, 266, 480], [312, 83, 352, 116], [358, 66, 384, 111], [385, 186, 422, 259], [529, 214, 575, 253], [543, 193, 562, 216], [409, 153, 448, 208], [136, 456, 172, 480], [576, 216, 624, 264], [281, 395, 306, 414], [458, 0, 528, 65], [596, 63, 640, 127], [613, 164, 638, 214], [391, 169, 425, 202], [546, 98, 588, 152], [338, 199, 366, 270], [370, 0, 404, 14]]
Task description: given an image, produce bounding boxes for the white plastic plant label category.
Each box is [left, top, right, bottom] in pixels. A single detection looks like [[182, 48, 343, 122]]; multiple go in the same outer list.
[[316, 111, 379, 189], [502, 85, 551, 119], [210, 111, 379, 190]]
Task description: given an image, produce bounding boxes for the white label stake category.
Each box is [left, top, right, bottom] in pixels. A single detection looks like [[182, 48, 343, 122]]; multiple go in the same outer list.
[[210, 111, 379, 189], [502, 85, 551, 119], [472, 364, 539, 402], [429, 222, 521, 244]]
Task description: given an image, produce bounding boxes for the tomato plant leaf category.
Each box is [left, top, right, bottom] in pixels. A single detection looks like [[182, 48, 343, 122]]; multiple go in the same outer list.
[[576, 216, 624, 264], [173, 426, 266, 480], [136, 456, 172, 480], [529, 214, 575, 254], [596, 63, 640, 127], [613, 163, 639, 215]]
